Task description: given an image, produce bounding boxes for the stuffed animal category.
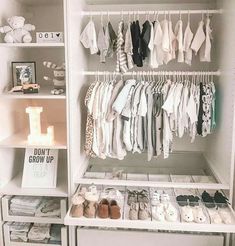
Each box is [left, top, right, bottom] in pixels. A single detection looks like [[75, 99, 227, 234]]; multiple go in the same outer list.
[[181, 206, 194, 222], [43, 61, 66, 95], [193, 207, 206, 223], [152, 203, 165, 221], [0, 16, 35, 43], [165, 203, 178, 222]]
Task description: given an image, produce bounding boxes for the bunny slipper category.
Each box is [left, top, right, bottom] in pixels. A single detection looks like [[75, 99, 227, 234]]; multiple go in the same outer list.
[[219, 210, 232, 224], [165, 203, 178, 222], [152, 203, 165, 221], [193, 207, 207, 223], [181, 206, 194, 222]]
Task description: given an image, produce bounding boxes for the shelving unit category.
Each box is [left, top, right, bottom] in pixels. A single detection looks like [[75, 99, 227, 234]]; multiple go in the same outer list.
[[0, 0, 69, 245]]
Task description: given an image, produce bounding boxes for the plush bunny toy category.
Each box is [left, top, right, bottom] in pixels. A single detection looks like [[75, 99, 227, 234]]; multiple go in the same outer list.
[[0, 16, 35, 43], [181, 206, 194, 222]]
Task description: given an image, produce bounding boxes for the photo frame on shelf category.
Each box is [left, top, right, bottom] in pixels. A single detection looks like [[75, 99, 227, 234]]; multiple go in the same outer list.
[[22, 148, 58, 189], [12, 61, 36, 87]]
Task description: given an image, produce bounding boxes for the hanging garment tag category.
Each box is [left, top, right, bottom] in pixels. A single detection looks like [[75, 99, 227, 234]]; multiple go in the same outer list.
[[22, 148, 58, 188], [36, 32, 64, 43]]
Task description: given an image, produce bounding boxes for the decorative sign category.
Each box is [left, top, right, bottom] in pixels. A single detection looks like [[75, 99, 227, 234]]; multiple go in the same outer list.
[[26, 107, 54, 146], [22, 148, 58, 188], [36, 32, 64, 43]]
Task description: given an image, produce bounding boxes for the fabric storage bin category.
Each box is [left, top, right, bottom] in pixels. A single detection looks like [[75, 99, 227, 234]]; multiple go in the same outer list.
[[2, 196, 67, 224], [3, 222, 68, 246], [77, 228, 224, 246]]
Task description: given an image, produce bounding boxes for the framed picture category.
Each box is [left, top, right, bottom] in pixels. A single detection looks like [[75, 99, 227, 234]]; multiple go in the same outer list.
[[12, 62, 36, 87]]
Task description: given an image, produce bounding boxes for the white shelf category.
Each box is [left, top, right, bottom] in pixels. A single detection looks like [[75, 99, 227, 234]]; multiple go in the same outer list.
[[0, 43, 64, 48], [1, 88, 66, 100], [76, 173, 229, 190], [64, 205, 235, 234], [0, 173, 68, 197], [0, 124, 67, 149]]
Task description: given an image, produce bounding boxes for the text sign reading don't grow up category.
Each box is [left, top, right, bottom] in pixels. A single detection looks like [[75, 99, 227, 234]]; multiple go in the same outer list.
[[22, 148, 58, 188]]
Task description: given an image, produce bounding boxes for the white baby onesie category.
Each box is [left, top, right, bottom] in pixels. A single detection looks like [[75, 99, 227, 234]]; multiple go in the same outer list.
[[183, 21, 194, 65], [80, 20, 98, 55], [161, 19, 170, 53], [112, 79, 136, 114], [154, 21, 164, 66], [164, 20, 176, 64], [148, 22, 155, 68], [191, 20, 206, 54], [175, 19, 184, 63], [200, 17, 212, 62]]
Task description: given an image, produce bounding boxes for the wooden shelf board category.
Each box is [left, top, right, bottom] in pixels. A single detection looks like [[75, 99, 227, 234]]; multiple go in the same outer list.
[[1, 88, 66, 100], [0, 43, 64, 48], [0, 124, 67, 149], [0, 173, 68, 197]]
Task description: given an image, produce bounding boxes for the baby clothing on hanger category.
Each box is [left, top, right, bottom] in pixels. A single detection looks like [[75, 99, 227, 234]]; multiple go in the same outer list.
[[80, 19, 98, 55], [84, 74, 216, 160], [116, 20, 129, 73]]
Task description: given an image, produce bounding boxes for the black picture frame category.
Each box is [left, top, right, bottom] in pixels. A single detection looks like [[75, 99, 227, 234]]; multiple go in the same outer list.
[[12, 62, 36, 87]]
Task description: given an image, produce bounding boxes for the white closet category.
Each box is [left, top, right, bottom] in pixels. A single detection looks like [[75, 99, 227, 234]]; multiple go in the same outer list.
[[65, 0, 235, 245], [0, 0, 235, 246]]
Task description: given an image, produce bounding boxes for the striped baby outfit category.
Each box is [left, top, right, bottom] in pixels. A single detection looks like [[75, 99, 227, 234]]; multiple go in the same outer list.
[[116, 20, 128, 73]]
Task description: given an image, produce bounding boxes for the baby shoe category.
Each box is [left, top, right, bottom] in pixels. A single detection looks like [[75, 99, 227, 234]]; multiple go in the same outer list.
[[214, 191, 229, 208], [84, 186, 99, 218], [165, 203, 178, 222], [193, 207, 207, 223], [176, 195, 188, 207], [151, 191, 160, 206], [127, 190, 138, 205], [152, 203, 165, 221], [129, 202, 139, 220], [139, 202, 149, 220], [97, 199, 109, 219], [188, 195, 200, 207], [70, 195, 85, 218], [84, 200, 97, 218], [201, 191, 215, 208], [161, 193, 170, 203], [137, 190, 149, 203], [110, 200, 121, 219], [181, 206, 194, 222], [210, 211, 222, 224], [219, 210, 232, 224]]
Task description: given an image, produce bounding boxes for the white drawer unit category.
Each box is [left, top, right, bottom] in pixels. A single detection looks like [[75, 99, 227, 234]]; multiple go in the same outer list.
[[77, 228, 224, 246], [2, 196, 67, 224], [3, 223, 68, 246]]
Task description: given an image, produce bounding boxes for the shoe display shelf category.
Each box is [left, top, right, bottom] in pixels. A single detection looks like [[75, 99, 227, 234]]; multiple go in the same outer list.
[[65, 184, 235, 233]]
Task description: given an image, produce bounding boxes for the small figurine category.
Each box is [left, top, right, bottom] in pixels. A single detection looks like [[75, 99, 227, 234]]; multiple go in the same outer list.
[[43, 61, 66, 95]]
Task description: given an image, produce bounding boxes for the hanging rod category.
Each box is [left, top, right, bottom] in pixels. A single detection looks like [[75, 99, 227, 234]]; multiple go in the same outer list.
[[81, 9, 223, 16], [81, 71, 221, 76]]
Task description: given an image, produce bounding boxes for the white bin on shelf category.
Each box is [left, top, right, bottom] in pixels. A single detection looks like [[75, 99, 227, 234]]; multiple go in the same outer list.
[[2, 196, 67, 224], [3, 223, 68, 246]]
